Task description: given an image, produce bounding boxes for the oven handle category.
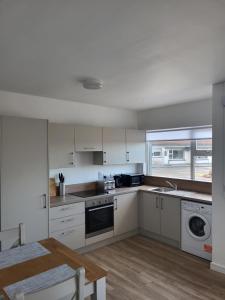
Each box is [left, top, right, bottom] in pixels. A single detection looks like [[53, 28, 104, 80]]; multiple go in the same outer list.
[[87, 204, 114, 212]]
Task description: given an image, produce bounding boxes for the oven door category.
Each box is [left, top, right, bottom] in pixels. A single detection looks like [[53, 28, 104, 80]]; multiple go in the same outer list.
[[85, 203, 114, 238]]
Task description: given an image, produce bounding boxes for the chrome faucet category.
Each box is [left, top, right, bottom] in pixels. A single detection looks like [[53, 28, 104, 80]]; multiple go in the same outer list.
[[166, 180, 178, 190]]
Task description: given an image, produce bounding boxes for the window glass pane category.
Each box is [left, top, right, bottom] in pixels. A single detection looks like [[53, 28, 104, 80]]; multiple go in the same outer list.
[[196, 139, 212, 151], [151, 141, 191, 179], [148, 129, 212, 182], [194, 156, 212, 182]]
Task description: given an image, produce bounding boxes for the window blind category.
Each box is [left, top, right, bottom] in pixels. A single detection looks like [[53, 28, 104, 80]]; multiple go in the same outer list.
[[146, 127, 212, 142]]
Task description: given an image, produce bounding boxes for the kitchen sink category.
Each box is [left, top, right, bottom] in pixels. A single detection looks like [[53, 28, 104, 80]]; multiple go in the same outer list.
[[152, 187, 176, 193]]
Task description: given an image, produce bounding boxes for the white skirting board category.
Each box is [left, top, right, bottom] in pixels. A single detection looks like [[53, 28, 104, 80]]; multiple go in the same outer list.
[[210, 262, 225, 274]]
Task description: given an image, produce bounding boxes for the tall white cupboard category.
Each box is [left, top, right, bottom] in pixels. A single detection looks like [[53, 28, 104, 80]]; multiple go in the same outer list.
[[0, 116, 49, 243]]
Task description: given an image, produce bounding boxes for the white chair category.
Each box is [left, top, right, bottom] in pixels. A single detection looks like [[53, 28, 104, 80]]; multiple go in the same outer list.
[[14, 267, 85, 300], [0, 223, 25, 251]]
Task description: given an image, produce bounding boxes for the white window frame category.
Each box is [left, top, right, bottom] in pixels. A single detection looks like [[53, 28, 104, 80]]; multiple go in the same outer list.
[[147, 137, 212, 181]]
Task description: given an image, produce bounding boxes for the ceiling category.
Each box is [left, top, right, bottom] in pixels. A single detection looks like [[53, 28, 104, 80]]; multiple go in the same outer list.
[[0, 0, 225, 110]]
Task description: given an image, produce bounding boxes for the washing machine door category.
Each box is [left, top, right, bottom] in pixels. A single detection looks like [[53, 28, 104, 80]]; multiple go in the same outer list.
[[186, 213, 211, 241]]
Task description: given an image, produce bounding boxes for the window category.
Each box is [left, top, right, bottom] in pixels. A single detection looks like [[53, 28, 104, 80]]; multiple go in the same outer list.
[[147, 127, 212, 182], [152, 150, 162, 157], [168, 149, 184, 160]]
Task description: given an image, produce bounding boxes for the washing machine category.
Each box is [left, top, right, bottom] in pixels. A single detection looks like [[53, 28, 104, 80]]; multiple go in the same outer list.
[[181, 200, 212, 260]]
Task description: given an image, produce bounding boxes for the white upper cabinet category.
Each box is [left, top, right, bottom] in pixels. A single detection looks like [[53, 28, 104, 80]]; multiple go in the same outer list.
[[75, 125, 102, 152], [49, 123, 146, 166], [49, 123, 75, 169], [125, 129, 146, 163], [102, 128, 126, 165]]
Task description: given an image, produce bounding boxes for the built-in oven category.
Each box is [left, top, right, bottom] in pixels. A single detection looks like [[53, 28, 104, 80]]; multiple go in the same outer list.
[[85, 196, 114, 238]]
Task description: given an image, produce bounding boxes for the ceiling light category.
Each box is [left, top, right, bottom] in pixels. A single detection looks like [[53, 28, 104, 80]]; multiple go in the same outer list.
[[81, 78, 104, 90]]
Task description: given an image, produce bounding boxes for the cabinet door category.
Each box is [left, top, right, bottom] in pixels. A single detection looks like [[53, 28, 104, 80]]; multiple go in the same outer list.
[[51, 225, 85, 250], [126, 129, 146, 163], [140, 192, 161, 235], [75, 126, 102, 151], [1, 116, 48, 243], [103, 128, 126, 164], [48, 123, 75, 168], [160, 196, 181, 242], [114, 192, 138, 236]]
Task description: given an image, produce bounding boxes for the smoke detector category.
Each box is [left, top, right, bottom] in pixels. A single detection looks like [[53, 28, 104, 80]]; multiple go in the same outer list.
[[81, 78, 104, 90]]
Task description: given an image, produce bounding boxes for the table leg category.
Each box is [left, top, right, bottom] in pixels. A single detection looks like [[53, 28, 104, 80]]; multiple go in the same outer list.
[[91, 277, 106, 300]]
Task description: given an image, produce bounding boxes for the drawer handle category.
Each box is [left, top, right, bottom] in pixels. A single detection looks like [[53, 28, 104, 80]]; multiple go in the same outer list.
[[60, 218, 74, 223], [59, 229, 75, 237]]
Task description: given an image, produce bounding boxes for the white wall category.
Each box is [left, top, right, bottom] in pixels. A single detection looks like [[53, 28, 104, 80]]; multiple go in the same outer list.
[[211, 82, 225, 274], [0, 90, 138, 128], [49, 153, 139, 185], [138, 98, 212, 130]]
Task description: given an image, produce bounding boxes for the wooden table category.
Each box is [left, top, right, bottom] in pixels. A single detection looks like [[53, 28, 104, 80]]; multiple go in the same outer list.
[[0, 238, 107, 300]]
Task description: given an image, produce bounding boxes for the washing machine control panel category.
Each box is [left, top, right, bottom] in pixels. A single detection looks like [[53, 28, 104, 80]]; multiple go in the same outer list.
[[182, 200, 212, 214]]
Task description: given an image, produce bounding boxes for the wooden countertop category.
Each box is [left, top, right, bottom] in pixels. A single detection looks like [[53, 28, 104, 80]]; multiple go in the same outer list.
[[0, 238, 107, 299], [50, 185, 212, 207]]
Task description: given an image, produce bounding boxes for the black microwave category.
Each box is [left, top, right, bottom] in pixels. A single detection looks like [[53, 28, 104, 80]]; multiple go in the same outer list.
[[121, 174, 144, 187]]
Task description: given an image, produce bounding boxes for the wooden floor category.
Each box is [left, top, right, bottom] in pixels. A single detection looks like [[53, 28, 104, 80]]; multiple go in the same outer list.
[[84, 235, 225, 300]]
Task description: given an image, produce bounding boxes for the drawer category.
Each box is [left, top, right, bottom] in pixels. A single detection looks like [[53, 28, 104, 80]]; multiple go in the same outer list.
[[50, 213, 85, 233], [50, 202, 85, 219], [51, 225, 85, 250]]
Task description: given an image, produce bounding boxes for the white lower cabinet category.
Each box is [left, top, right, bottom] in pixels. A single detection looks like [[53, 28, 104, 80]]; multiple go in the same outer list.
[[51, 225, 85, 250], [140, 192, 161, 235], [114, 192, 138, 236], [140, 192, 181, 243], [50, 202, 85, 250], [160, 195, 181, 242]]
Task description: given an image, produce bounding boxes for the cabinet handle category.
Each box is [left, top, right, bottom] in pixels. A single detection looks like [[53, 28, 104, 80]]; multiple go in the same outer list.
[[103, 152, 107, 164], [155, 196, 159, 209], [126, 152, 130, 162], [70, 152, 75, 165], [161, 198, 164, 210], [41, 194, 47, 209], [114, 198, 118, 210]]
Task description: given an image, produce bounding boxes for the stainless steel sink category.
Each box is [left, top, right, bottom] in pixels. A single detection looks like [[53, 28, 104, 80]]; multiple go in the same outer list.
[[152, 187, 176, 193]]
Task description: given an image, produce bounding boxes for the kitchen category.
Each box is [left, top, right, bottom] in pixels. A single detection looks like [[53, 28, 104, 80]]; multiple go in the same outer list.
[[0, 1, 225, 300], [48, 124, 212, 261]]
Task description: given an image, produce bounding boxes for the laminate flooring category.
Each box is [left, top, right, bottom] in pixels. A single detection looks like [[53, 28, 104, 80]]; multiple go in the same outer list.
[[84, 235, 225, 300]]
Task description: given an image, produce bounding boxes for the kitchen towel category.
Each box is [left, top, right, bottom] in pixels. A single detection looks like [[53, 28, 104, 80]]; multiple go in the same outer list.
[[0, 242, 50, 270], [4, 264, 76, 300]]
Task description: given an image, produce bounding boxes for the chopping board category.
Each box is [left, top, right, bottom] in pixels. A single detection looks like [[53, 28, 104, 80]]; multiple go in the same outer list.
[[49, 178, 57, 197]]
